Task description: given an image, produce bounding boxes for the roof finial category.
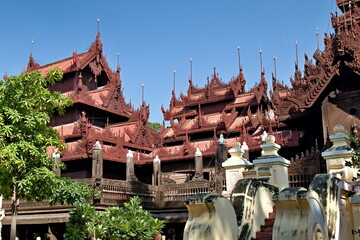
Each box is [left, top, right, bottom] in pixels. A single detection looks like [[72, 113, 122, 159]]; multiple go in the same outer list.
[[295, 41, 299, 67], [97, 18, 100, 35], [273, 56, 277, 79], [259, 49, 263, 74], [237, 46, 241, 74], [316, 28, 319, 50], [30, 39, 35, 56], [142, 84, 145, 105], [173, 69, 176, 94], [116, 53, 120, 69], [190, 58, 193, 82]]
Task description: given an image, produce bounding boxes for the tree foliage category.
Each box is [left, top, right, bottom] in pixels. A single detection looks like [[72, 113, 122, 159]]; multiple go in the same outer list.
[[64, 196, 164, 240], [147, 122, 161, 132], [351, 134, 360, 168], [0, 68, 93, 205]]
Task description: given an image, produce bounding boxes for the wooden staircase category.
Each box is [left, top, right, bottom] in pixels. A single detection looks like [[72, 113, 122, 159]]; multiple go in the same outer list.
[[252, 208, 276, 240]]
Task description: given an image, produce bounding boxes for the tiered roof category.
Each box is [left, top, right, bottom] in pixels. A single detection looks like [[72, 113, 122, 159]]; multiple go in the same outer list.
[[29, 34, 159, 164]]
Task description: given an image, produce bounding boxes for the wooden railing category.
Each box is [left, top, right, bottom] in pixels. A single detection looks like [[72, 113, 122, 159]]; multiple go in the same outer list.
[[161, 181, 212, 202], [289, 174, 315, 188], [101, 179, 157, 203], [2, 178, 215, 212]]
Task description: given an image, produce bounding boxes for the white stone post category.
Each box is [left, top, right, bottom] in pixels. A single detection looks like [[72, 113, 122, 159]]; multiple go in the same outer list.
[[126, 150, 138, 181], [321, 124, 357, 182], [92, 141, 103, 179], [253, 135, 290, 191], [222, 142, 251, 195], [153, 155, 161, 185], [52, 148, 61, 175], [193, 148, 203, 180], [241, 141, 249, 161]]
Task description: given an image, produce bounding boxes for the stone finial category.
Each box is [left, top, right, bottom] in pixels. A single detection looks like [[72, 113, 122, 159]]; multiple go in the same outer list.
[[226, 141, 248, 164], [195, 148, 202, 157], [218, 134, 226, 144], [322, 124, 355, 180], [265, 135, 276, 144], [241, 141, 249, 151], [333, 124, 345, 134], [153, 155, 160, 163], [126, 150, 133, 158], [261, 131, 268, 142], [93, 140, 102, 150], [260, 135, 280, 156]]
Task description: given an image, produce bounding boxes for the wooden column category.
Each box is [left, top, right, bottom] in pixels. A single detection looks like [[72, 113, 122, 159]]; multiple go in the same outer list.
[[126, 150, 138, 181], [153, 155, 161, 185], [193, 148, 203, 180], [92, 141, 103, 179]]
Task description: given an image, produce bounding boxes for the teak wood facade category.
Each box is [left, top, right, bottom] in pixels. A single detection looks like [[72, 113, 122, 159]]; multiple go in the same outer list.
[[2, 1, 360, 239]]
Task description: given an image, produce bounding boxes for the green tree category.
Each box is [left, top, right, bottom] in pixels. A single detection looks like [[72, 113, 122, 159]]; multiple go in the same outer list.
[[64, 196, 164, 240], [0, 69, 93, 240], [147, 122, 162, 132]]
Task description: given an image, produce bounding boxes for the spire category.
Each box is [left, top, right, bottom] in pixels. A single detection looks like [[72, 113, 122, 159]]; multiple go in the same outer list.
[[316, 28, 319, 50], [27, 39, 39, 71], [117, 52, 120, 71], [173, 69, 176, 94], [190, 58, 193, 82], [259, 49, 263, 74], [273, 56, 277, 80], [142, 84, 145, 105], [97, 18, 100, 35], [237, 46, 241, 74], [295, 41, 299, 68], [30, 39, 34, 56]]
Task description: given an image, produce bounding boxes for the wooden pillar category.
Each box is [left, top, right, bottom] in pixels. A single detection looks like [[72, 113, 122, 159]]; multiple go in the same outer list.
[[126, 150, 138, 181], [92, 141, 103, 179], [193, 148, 203, 180], [215, 134, 227, 176], [215, 134, 227, 193], [153, 155, 161, 185]]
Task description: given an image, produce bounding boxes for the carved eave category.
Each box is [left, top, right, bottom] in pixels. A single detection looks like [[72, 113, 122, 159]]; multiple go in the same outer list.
[[30, 34, 119, 89], [180, 134, 197, 156], [221, 108, 238, 129], [170, 91, 184, 109], [125, 103, 157, 149], [100, 85, 133, 117], [71, 92, 132, 119], [250, 71, 268, 105], [172, 68, 234, 108], [229, 68, 246, 96], [270, 30, 360, 118]]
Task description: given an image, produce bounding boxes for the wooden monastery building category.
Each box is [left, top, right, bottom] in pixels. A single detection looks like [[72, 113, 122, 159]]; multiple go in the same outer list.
[[2, 0, 360, 239]]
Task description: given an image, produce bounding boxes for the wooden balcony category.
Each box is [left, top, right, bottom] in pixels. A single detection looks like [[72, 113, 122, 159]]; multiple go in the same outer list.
[[2, 178, 215, 220]]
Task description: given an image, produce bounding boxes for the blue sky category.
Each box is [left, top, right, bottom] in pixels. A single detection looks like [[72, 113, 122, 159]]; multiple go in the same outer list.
[[0, 0, 336, 123]]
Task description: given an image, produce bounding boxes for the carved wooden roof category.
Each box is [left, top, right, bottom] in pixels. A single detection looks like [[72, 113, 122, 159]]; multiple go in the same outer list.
[[271, 3, 360, 119], [162, 67, 246, 121]]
